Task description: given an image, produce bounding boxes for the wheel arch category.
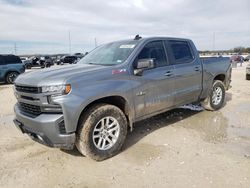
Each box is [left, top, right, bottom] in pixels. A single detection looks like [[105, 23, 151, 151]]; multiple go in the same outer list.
[[76, 95, 132, 131], [214, 74, 226, 83], [4, 70, 20, 82], [4, 70, 20, 78]]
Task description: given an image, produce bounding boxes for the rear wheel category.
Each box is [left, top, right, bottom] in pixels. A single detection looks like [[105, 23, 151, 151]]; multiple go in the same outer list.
[[246, 74, 250, 80], [76, 104, 128, 161], [25, 64, 32, 69], [45, 63, 50, 68], [201, 80, 225, 111], [5, 72, 19, 84]]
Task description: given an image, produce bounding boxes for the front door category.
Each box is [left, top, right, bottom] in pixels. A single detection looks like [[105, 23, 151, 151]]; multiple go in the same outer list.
[[132, 40, 175, 119]]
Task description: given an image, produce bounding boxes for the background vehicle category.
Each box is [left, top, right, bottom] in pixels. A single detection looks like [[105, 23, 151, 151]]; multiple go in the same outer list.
[[60, 55, 78, 65], [246, 64, 250, 80], [28, 56, 52, 68], [20, 57, 28, 62], [74, 53, 84, 59], [0, 55, 25, 84], [20, 57, 33, 69], [230, 55, 244, 62], [39, 56, 53, 67], [244, 55, 250, 62], [13, 37, 231, 161]]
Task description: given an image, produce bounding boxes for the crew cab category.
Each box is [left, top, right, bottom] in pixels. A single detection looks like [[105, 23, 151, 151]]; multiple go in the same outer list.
[[13, 36, 231, 161]]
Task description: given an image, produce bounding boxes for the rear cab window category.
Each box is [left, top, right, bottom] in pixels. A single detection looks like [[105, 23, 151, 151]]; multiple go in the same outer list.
[[167, 40, 194, 64]]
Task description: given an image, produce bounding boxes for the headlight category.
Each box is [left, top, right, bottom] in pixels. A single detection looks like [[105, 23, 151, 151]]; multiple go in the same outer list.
[[41, 84, 71, 94]]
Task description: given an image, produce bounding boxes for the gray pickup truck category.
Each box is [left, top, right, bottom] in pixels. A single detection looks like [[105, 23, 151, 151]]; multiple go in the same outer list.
[[13, 37, 231, 161]]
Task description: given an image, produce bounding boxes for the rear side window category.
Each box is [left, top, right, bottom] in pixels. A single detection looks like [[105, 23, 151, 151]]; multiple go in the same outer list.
[[137, 41, 167, 67], [0, 56, 5, 65], [3, 56, 22, 64], [169, 40, 194, 64]]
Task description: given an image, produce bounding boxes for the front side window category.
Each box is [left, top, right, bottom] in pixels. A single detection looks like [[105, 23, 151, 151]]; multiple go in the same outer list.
[[78, 40, 138, 66], [137, 41, 167, 67], [169, 40, 194, 64]]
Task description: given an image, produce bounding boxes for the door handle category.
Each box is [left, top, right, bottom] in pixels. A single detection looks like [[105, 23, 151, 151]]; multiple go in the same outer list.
[[194, 66, 200, 72], [164, 71, 173, 77]]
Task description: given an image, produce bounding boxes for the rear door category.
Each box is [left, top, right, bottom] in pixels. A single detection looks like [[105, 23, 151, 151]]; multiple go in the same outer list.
[[165, 40, 202, 105], [132, 40, 175, 119]]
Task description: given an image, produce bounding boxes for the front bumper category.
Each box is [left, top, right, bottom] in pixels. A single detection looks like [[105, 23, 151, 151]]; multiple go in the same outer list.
[[14, 104, 75, 150]]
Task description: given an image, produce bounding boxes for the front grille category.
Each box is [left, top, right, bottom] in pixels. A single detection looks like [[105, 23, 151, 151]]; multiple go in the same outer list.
[[19, 102, 41, 117], [15, 85, 41, 93]]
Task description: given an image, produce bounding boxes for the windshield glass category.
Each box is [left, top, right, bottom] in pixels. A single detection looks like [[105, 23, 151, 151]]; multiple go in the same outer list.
[[78, 40, 138, 65]]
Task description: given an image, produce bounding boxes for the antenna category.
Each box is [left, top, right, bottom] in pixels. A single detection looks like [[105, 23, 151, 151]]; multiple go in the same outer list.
[[134, 34, 142, 40]]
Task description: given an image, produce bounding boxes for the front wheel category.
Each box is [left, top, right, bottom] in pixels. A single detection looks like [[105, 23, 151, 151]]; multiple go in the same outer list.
[[201, 80, 225, 111], [76, 104, 128, 161]]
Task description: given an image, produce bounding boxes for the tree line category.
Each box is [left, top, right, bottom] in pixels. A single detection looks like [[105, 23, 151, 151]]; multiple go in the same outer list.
[[199, 46, 250, 54]]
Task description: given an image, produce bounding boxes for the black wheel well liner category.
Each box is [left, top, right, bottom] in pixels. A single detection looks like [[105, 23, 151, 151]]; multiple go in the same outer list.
[[214, 74, 225, 83], [77, 96, 130, 129]]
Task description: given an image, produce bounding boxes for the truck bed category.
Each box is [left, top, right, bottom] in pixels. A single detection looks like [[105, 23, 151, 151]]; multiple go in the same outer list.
[[200, 56, 231, 99]]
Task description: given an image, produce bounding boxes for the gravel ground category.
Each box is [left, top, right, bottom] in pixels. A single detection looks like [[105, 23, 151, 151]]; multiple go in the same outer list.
[[0, 64, 250, 188]]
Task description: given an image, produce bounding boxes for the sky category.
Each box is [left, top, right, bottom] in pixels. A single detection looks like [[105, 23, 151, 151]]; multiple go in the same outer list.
[[0, 0, 249, 55]]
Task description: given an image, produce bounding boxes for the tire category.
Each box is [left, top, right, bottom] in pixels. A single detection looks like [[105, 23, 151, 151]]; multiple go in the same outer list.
[[201, 80, 225, 111], [246, 74, 250, 80], [76, 104, 128, 161], [45, 63, 50, 68], [25, 64, 32, 69], [5, 72, 19, 84]]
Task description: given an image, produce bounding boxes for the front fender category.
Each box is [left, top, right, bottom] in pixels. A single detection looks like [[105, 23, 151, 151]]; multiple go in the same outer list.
[[53, 78, 135, 133]]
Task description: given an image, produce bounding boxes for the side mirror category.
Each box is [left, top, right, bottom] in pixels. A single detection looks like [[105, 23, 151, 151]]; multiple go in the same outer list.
[[134, 58, 155, 76], [136, 58, 155, 69]]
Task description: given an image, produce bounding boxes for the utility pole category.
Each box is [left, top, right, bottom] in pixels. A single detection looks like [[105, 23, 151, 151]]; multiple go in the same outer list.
[[68, 30, 71, 54], [94, 37, 97, 48], [212, 32, 215, 52], [14, 42, 17, 55]]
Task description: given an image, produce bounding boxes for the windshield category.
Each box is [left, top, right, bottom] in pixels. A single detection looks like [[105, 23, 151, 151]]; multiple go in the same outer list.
[[78, 40, 138, 65]]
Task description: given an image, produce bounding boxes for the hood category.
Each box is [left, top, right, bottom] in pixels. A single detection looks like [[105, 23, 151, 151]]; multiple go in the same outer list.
[[15, 64, 110, 86]]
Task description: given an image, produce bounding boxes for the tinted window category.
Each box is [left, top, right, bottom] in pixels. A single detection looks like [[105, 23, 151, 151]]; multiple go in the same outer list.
[[3, 56, 22, 64], [137, 41, 167, 67], [169, 41, 194, 63], [0, 56, 5, 65]]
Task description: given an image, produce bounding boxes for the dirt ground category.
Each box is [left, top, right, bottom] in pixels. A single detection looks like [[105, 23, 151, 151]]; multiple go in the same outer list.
[[0, 64, 250, 188]]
